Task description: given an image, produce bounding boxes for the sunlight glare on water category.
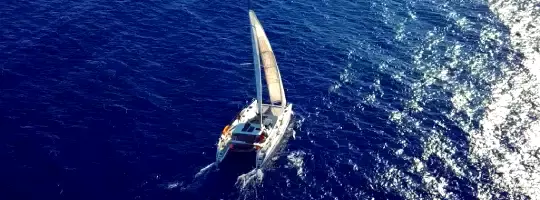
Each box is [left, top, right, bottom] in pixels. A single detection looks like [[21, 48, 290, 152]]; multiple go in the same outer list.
[[2, 0, 540, 199], [381, 0, 540, 199]]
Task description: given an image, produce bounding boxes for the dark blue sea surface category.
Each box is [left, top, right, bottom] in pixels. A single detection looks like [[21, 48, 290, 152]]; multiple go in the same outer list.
[[2, 0, 540, 199]]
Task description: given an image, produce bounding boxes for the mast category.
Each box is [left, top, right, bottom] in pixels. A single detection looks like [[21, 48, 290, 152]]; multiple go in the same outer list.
[[249, 10, 264, 126]]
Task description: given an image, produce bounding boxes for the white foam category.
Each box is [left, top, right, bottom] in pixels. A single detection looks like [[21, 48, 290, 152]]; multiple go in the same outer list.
[[287, 150, 306, 179], [348, 159, 359, 171], [166, 181, 180, 189], [330, 50, 356, 93], [235, 168, 264, 190], [194, 162, 216, 178]]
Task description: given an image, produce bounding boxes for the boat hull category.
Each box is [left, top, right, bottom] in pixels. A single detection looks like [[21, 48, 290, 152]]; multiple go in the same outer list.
[[215, 99, 294, 170], [256, 103, 293, 168]]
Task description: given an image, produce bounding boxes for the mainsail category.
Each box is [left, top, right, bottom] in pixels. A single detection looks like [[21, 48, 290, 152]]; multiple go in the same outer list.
[[249, 11, 287, 107], [249, 10, 263, 123]]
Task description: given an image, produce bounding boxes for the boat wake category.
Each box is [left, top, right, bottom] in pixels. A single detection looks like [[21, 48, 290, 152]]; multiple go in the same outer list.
[[236, 168, 264, 189], [176, 163, 217, 193], [286, 150, 306, 179], [194, 162, 217, 178], [235, 168, 264, 200]]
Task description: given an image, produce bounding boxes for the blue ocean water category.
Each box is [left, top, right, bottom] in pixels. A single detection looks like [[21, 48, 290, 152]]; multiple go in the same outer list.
[[2, 0, 540, 199]]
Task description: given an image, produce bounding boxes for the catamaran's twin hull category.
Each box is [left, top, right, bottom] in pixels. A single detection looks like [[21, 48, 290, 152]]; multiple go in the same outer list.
[[215, 9, 292, 170], [216, 99, 293, 169]]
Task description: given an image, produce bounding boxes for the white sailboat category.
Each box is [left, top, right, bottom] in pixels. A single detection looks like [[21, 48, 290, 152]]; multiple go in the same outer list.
[[215, 9, 294, 169]]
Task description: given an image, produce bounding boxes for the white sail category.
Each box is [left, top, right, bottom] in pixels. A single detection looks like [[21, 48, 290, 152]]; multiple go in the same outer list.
[[249, 11, 287, 107], [249, 10, 263, 123]]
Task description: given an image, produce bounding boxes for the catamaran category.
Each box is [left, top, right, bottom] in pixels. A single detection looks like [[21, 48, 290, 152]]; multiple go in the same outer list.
[[215, 8, 293, 169]]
